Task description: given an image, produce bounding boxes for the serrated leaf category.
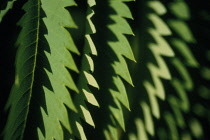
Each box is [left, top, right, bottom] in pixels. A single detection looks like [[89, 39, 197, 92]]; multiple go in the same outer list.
[[148, 13, 171, 35], [92, 0, 135, 137], [109, 0, 133, 19], [128, 1, 175, 139], [68, 2, 99, 139], [3, 0, 80, 139], [0, 0, 16, 22]]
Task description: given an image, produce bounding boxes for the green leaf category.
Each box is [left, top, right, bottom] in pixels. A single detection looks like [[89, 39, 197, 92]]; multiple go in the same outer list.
[[144, 18, 174, 118], [128, 1, 175, 139], [189, 118, 203, 138], [147, 1, 167, 15], [106, 0, 135, 133], [92, 0, 135, 138], [63, 1, 99, 139], [168, 20, 196, 43], [169, 1, 190, 20], [129, 119, 149, 140], [153, 1, 202, 140], [3, 0, 80, 139], [141, 102, 154, 136], [0, 0, 16, 22], [1, 0, 210, 140], [164, 112, 179, 140], [170, 39, 199, 67]]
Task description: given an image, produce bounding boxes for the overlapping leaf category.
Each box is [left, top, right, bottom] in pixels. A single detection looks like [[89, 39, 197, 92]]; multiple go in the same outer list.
[[1, 0, 210, 140], [105, 0, 135, 135], [69, 0, 99, 139], [127, 1, 175, 139], [128, 1, 202, 140], [155, 1, 201, 139], [91, 0, 135, 139]]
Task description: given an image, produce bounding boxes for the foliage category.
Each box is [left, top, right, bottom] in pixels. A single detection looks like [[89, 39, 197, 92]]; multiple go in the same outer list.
[[0, 0, 210, 140]]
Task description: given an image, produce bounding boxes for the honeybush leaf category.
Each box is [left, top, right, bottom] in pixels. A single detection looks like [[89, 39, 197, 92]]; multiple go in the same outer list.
[[3, 0, 80, 139]]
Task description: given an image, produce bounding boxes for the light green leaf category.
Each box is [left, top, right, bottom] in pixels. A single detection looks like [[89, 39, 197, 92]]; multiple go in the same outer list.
[[93, 0, 135, 137], [189, 118, 203, 138], [169, 1, 190, 20], [164, 112, 179, 140], [69, 1, 99, 139], [147, 1, 167, 15], [171, 39, 199, 67], [0, 0, 16, 22], [130, 119, 148, 140], [141, 102, 154, 136], [168, 20, 196, 43]]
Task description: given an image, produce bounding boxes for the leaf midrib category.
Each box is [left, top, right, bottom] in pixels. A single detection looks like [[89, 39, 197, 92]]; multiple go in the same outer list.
[[20, 0, 41, 139]]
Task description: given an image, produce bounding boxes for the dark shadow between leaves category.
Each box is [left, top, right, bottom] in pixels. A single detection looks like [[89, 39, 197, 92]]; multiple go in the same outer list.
[[23, 8, 53, 140]]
